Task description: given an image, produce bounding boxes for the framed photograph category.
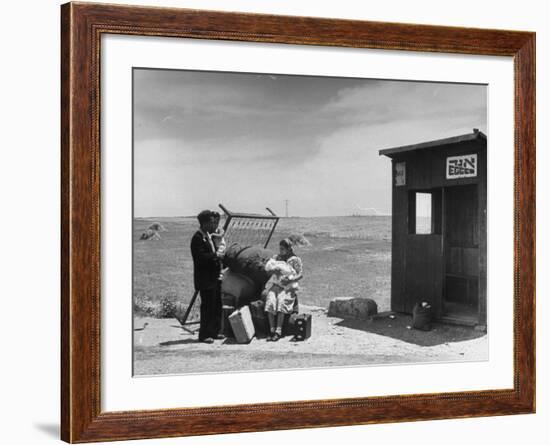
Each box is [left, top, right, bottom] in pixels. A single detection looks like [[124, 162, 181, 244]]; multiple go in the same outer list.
[[61, 2, 535, 442]]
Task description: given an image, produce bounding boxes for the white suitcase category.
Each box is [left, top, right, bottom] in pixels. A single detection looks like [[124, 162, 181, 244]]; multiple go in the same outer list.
[[228, 306, 255, 343]]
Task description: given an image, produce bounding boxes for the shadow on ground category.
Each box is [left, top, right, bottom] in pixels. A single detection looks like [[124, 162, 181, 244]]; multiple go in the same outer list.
[[159, 338, 198, 346], [335, 313, 486, 347]]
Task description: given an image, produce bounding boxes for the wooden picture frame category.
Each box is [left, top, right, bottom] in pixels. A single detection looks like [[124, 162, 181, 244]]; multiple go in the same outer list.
[[61, 2, 535, 442]]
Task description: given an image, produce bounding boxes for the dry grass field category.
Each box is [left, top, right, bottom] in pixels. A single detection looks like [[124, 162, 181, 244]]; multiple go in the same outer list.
[[133, 215, 392, 313]]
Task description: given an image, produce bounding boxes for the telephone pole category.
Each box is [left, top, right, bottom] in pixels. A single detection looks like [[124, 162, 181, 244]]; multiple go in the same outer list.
[[284, 200, 289, 218]]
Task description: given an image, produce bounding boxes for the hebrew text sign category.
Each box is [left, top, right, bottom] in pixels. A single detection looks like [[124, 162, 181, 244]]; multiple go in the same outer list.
[[446, 154, 477, 179]]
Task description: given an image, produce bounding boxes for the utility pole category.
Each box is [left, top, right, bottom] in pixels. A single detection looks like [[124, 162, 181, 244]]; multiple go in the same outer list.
[[284, 200, 289, 218]]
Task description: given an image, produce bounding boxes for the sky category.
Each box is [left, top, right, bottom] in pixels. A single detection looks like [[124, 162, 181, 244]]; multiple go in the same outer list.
[[133, 68, 486, 217]]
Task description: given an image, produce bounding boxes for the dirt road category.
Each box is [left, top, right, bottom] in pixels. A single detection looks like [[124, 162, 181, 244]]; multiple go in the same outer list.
[[134, 305, 487, 376]]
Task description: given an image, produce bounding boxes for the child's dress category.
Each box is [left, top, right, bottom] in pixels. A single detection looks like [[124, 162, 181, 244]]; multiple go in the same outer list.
[[263, 255, 303, 314], [210, 228, 227, 280], [210, 228, 226, 255]]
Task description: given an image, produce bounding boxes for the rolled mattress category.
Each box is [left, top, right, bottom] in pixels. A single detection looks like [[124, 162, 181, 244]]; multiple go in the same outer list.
[[223, 243, 275, 288]]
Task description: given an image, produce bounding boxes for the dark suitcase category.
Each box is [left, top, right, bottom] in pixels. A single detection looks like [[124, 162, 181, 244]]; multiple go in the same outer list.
[[282, 313, 298, 337], [221, 305, 235, 338], [249, 300, 269, 337], [283, 313, 312, 341], [294, 313, 312, 341]]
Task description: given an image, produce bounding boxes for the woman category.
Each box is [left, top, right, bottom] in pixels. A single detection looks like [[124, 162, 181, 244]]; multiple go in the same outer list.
[[263, 238, 303, 341]]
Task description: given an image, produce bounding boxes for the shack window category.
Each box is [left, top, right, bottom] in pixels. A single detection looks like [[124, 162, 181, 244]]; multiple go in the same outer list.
[[409, 190, 442, 234], [415, 193, 432, 234]]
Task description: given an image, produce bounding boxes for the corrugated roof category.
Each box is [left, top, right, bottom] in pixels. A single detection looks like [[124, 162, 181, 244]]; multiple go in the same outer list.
[[379, 129, 486, 158]]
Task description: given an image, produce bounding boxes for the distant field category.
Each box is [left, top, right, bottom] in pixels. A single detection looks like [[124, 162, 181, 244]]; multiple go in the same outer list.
[[133, 216, 392, 311]]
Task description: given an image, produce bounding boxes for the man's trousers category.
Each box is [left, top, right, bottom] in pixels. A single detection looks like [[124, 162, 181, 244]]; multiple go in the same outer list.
[[198, 281, 222, 341]]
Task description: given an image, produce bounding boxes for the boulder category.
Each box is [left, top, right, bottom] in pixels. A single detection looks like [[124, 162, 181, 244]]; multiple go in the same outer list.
[[327, 297, 378, 320]]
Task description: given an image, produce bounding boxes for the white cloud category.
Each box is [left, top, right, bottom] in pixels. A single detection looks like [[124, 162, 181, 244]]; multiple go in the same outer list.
[[133, 73, 486, 217]]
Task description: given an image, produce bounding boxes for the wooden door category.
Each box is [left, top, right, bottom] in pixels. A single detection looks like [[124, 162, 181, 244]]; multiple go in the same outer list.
[[405, 235, 443, 314]]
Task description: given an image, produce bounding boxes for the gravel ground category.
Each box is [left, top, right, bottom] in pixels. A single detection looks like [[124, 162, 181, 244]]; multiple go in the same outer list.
[[133, 305, 488, 376]]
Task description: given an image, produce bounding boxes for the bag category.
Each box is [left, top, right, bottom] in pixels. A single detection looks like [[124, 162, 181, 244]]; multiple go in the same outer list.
[[228, 305, 255, 343], [412, 302, 432, 331], [249, 300, 268, 337], [221, 269, 259, 307]]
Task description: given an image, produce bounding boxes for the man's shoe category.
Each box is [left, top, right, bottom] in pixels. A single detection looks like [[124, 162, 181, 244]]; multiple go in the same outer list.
[[214, 334, 226, 340], [200, 337, 214, 344]]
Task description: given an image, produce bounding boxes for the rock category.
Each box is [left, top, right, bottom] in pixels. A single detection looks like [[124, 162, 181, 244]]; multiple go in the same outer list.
[[327, 297, 378, 320]]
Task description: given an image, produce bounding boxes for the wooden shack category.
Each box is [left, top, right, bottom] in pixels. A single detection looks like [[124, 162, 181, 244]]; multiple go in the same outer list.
[[379, 129, 487, 327]]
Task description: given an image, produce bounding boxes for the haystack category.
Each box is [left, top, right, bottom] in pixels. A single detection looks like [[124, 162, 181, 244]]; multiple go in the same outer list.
[[140, 228, 161, 240], [148, 222, 166, 232], [288, 233, 311, 247]]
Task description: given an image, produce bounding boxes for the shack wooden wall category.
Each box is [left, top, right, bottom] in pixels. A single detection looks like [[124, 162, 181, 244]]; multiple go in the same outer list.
[[389, 138, 487, 324]]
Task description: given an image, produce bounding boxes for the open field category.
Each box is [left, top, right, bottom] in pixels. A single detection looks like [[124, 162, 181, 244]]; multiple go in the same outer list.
[[133, 215, 392, 310]]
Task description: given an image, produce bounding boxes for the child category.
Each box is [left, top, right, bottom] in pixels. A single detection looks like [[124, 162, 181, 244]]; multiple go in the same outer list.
[[209, 213, 227, 281], [210, 227, 227, 257], [263, 239, 303, 341], [264, 258, 299, 292]]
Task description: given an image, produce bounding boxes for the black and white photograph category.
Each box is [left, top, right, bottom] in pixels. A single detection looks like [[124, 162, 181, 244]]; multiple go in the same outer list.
[[132, 68, 488, 376], [4, 0, 546, 443]]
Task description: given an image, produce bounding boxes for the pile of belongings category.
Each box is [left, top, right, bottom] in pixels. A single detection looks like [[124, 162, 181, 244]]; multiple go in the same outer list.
[[219, 243, 312, 343], [221, 300, 312, 343]]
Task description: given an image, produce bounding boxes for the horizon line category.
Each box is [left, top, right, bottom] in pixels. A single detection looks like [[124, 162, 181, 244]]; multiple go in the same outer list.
[[134, 213, 392, 219]]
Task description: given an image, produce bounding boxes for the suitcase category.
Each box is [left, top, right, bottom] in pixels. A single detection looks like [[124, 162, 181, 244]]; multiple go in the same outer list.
[[284, 313, 312, 341], [294, 314, 312, 341], [282, 313, 298, 337], [228, 305, 255, 343], [249, 300, 268, 337], [221, 305, 235, 338]]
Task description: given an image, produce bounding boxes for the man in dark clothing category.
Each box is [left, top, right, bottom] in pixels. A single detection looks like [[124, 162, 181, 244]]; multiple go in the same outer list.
[[190, 210, 225, 344]]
